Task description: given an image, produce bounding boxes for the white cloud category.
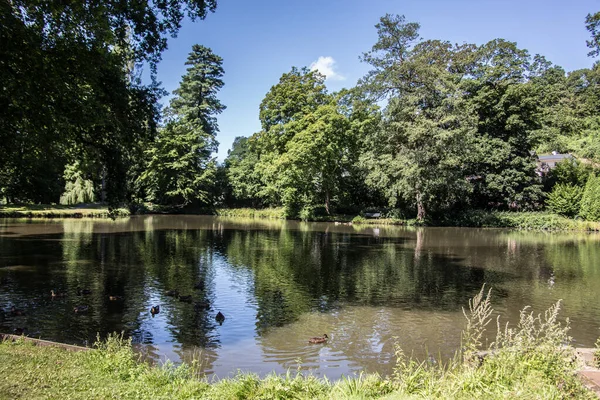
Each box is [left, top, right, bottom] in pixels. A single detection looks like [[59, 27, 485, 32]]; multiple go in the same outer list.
[[309, 56, 345, 81]]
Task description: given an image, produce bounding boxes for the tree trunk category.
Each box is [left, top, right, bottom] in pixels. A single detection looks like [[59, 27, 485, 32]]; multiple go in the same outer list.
[[325, 189, 331, 215], [416, 192, 426, 222], [100, 166, 107, 204]]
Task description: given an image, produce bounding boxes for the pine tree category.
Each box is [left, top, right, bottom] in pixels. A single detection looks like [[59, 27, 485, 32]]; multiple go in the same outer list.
[[139, 45, 225, 206]]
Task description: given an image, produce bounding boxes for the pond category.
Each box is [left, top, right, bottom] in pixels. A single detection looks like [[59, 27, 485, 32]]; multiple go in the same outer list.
[[1, 216, 599, 379]]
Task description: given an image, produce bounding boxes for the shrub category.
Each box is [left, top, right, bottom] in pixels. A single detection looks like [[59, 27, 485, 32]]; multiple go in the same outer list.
[[580, 174, 600, 221], [550, 158, 593, 187], [299, 205, 315, 221], [352, 215, 366, 224], [546, 183, 584, 217]]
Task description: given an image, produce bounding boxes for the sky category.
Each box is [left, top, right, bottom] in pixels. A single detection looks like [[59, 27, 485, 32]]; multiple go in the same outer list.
[[155, 0, 599, 161]]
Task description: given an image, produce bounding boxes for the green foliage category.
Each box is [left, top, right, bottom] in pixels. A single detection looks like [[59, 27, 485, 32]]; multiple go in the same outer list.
[[0, 1, 217, 205], [215, 207, 286, 219], [465, 40, 545, 209], [580, 174, 600, 221], [59, 162, 95, 205], [550, 158, 593, 187], [224, 137, 263, 206], [139, 45, 224, 207], [586, 11, 600, 58], [351, 215, 366, 224], [359, 15, 477, 221], [437, 209, 600, 231], [546, 183, 584, 217], [0, 204, 130, 219], [226, 69, 378, 216]]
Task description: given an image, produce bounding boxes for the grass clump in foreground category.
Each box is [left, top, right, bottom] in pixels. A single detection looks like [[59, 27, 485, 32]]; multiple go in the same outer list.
[[0, 287, 594, 399]]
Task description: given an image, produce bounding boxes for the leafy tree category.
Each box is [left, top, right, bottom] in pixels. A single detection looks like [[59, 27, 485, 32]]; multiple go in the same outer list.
[[59, 162, 96, 205], [580, 174, 600, 221], [252, 68, 331, 207], [139, 45, 224, 206], [586, 11, 600, 58], [359, 15, 477, 220], [546, 184, 584, 217], [224, 137, 263, 206], [548, 159, 593, 187], [274, 101, 353, 215], [463, 39, 545, 209]]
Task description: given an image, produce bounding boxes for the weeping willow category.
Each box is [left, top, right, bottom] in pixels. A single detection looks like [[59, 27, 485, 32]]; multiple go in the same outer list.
[[59, 162, 95, 205]]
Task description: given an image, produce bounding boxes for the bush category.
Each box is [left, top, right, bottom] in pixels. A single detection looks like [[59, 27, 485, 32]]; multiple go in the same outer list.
[[580, 174, 600, 221], [299, 205, 315, 221], [546, 183, 584, 217], [351, 215, 366, 224], [550, 158, 593, 187]]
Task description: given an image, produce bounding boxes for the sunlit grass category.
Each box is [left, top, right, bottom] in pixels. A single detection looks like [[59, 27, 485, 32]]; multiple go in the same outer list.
[[0, 204, 129, 218]]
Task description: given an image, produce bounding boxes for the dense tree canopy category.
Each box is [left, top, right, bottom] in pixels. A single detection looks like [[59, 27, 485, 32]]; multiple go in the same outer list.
[[0, 0, 217, 204]]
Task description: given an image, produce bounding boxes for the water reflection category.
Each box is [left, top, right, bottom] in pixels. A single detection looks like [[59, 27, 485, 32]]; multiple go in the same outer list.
[[0, 216, 600, 379]]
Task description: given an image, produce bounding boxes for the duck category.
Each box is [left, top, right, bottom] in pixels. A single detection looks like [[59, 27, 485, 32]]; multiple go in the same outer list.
[[166, 290, 179, 297], [13, 327, 25, 335], [73, 305, 89, 313], [193, 280, 205, 290], [194, 300, 210, 311], [178, 295, 193, 303], [108, 295, 123, 301], [308, 334, 328, 344], [150, 305, 160, 315], [10, 306, 25, 316], [51, 290, 67, 298], [215, 311, 225, 325], [77, 288, 91, 296]]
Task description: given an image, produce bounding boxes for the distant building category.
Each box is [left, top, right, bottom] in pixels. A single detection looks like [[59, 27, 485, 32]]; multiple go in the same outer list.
[[536, 152, 574, 176]]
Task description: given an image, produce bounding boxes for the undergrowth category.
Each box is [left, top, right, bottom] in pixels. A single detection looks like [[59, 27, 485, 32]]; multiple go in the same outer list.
[[0, 287, 595, 399]]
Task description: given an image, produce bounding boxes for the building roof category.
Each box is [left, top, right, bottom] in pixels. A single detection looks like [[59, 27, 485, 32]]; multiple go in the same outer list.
[[538, 153, 573, 161]]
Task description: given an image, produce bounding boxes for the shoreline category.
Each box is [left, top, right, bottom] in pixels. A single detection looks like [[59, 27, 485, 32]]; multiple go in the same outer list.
[[2, 205, 600, 231]]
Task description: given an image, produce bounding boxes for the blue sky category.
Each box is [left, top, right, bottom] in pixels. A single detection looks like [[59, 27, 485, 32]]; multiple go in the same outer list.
[[156, 0, 599, 161]]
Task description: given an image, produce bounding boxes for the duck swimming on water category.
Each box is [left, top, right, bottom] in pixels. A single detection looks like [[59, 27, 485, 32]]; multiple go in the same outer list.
[[73, 305, 89, 313], [215, 311, 225, 325], [308, 334, 328, 344], [150, 305, 160, 315]]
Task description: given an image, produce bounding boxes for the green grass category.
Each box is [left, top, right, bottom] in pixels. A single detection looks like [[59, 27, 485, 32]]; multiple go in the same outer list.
[[0, 204, 130, 219], [216, 207, 287, 219], [439, 210, 600, 231], [0, 288, 595, 399], [215, 208, 600, 230]]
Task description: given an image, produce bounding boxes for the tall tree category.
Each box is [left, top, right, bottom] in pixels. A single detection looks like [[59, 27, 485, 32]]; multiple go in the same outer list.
[[359, 15, 477, 220], [462, 39, 545, 209], [139, 45, 225, 206]]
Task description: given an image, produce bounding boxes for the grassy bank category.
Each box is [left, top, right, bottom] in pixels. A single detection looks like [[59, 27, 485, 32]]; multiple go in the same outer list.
[[0, 204, 130, 219], [3, 204, 599, 231], [215, 207, 287, 219], [438, 210, 600, 231], [216, 207, 600, 231], [0, 289, 595, 399]]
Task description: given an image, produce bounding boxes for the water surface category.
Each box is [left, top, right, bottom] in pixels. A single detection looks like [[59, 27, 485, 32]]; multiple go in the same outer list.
[[1, 216, 599, 379]]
